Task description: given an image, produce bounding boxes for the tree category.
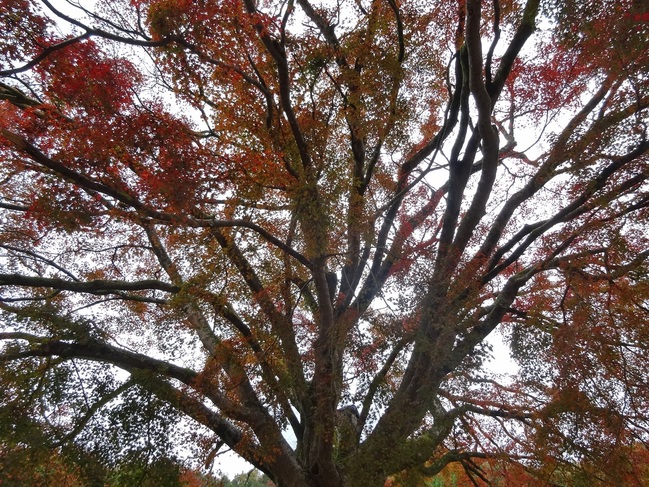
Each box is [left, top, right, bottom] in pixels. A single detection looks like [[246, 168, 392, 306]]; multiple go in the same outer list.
[[0, 0, 647, 485], [223, 470, 275, 487]]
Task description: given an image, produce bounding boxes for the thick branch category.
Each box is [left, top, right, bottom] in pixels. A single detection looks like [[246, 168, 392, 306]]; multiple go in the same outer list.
[[0, 337, 197, 383], [211, 228, 307, 396], [0, 273, 178, 294], [211, 220, 312, 269], [138, 375, 274, 477], [421, 450, 490, 477], [488, 0, 540, 99], [242, 0, 312, 170], [484, 138, 649, 283], [451, 0, 501, 260], [0, 24, 177, 77]]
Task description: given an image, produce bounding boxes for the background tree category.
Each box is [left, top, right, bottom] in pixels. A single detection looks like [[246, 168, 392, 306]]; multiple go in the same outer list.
[[0, 0, 648, 486]]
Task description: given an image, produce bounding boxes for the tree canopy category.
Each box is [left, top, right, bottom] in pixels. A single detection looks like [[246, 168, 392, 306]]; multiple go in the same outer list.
[[1, 0, 648, 486]]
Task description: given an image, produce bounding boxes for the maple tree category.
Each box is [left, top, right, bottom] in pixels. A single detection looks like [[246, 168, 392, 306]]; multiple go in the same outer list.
[[0, 0, 648, 485]]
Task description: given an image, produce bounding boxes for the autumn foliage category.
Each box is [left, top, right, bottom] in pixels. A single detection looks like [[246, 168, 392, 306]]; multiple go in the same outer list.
[[1, 0, 648, 486]]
